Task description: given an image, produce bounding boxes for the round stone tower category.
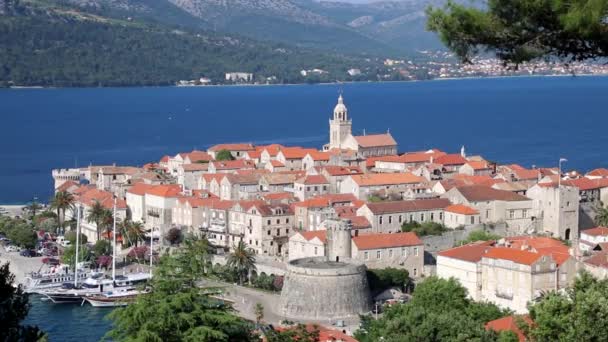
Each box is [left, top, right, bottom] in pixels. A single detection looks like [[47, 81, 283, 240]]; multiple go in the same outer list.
[[326, 217, 352, 263]]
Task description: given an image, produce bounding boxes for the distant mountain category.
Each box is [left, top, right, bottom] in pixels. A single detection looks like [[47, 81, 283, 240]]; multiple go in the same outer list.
[[55, 0, 448, 55], [0, 0, 384, 87]]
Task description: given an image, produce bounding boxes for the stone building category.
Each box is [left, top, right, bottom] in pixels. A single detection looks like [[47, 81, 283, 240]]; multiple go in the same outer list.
[[351, 232, 424, 277], [339, 172, 425, 200], [293, 173, 330, 201], [443, 204, 481, 228], [356, 198, 451, 233], [207, 143, 255, 159], [526, 183, 579, 240]]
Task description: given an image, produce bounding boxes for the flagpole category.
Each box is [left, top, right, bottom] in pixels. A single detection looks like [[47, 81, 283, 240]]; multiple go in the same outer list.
[[112, 196, 117, 282], [74, 206, 81, 287]]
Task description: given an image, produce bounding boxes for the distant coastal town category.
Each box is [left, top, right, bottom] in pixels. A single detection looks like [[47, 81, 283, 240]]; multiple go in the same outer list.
[[177, 53, 608, 86], [5, 94, 608, 339]]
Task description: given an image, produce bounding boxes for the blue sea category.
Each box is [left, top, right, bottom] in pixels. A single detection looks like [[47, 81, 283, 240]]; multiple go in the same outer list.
[[4, 75, 608, 340]]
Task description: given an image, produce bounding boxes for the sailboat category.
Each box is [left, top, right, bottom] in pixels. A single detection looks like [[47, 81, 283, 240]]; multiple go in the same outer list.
[[83, 200, 153, 307]]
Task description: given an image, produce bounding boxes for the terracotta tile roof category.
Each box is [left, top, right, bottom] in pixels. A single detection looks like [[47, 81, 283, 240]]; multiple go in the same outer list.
[[127, 182, 156, 196], [56, 180, 79, 192], [350, 172, 424, 186], [201, 173, 224, 184], [563, 177, 608, 191], [452, 174, 502, 187], [73, 185, 95, 195], [366, 155, 398, 168], [583, 251, 608, 268], [269, 160, 285, 167], [145, 184, 182, 198], [512, 168, 541, 180], [365, 198, 451, 215], [246, 203, 293, 217], [208, 143, 254, 152], [274, 324, 357, 342], [182, 163, 209, 172], [322, 166, 363, 176], [299, 230, 327, 243], [245, 150, 261, 159], [582, 226, 608, 237], [588, 168, 608, 177], [453, 185, 530, 202], [492, 180, 535, 192], [434, 154, 467, 166], [262, 172, 302, 185], [159, 155, 170, 163], [185, 150, 212, 163], [279, 147, 318, 159], [353, 133, 397, 148], [482, 247, 544, 266], [256, 144, 286, 156], [486, 315, 533, 342], [210, 159, 256, 170], [223, 173, 262, 185], [466, 160, 491, 170], [295, 174, 329, 185], [445, 204, 478, 215], [438, 241, 495, 262], [262, 192, 294, 201], [348, 215, 371, 229], [505, 236, 566, 250], [352, 232, 422, 250], [400, 150, 447, 164], [306, 151, 331, 161], [78, 188, 127, 209]]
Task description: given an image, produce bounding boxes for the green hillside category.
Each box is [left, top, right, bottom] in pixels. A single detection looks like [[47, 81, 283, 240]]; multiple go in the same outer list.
[[0, 0, 387, 87]]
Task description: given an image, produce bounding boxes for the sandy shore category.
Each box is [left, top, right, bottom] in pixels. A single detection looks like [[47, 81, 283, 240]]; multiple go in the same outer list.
[[0, 205, 28, 218]]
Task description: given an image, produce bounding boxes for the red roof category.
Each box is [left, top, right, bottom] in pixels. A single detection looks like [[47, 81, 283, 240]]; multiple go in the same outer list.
[[185, 150, 212, 163], [262, 192, 294, 201], [182, 163, 209, 172], [482, 247, 544, 266], [299, 230, 327, 243], [350, 172, 424, 186], [438, 241, 495, 263], [145, 184, 182, 198], [582, 226, 608, 237], [563, 177, 608, 191], [77, 188, 128, 210], [273, 325, 357, 342], [434, 154, 467, 166], [353, 133, 397, 148], [159, 155, 170, 163], [512, 168, 541, 180], [127, 183, 156, 196], [452, 174, 502, 187], [296, 174, 329, 185], [56, 180, 79, 192], [322, 166, 363, 176], [269, 160, 285, 167], [352, 232, 422, 250], [584, 251, 608, 268], [306, 151, 331, 161], [210, 159, 255, 170], [445, 204, 478, 215], [587, 168, 608, 177], [453, 185, 530, 202], [365, 198, 451, 215], [485, 315, 533, 342], [245, 150, 261, 159], [279, 147, 317, 159], [208, 143, 255, 152], [294, 194, 357, 209], [466, 160, 491, 170]]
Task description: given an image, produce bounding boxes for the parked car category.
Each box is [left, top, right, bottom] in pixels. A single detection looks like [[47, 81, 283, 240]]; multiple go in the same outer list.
[[20, 249, 39, 257]]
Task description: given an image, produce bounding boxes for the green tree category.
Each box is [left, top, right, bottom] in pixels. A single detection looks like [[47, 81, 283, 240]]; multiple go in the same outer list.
[[426, 0, 608, 65], [86, 201, 112, 241], [265, 324, 320, 342], [254, 303, 264, 325], [366, 268, 409, 292], [23, 200, 43, 219], [106, 236, 254, 342], [595, 203, 608, 226], [497, 330, 519, 342], [0, 262, 47, 342], [457, 230, 502, 246], [227, 241, 256, 285], [50, 191, 75, 230], [64, 230, 87, 245], [215, 149, 235, 161], [6, 224, 37, 249], [120, 220, 145, 247], [401, 221, 448, 236], [92, 239, 113, 257], [355, 277, 508, 341], [61, 245, 91, 268]]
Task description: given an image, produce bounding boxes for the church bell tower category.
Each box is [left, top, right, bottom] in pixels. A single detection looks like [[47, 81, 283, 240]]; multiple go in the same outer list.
[[329, 94, 352, 149]]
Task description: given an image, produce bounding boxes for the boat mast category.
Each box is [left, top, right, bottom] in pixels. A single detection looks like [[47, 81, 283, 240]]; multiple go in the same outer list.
[[74, 205, 81, 287], [112, 196, 117, 282], [149, 227, 153, 277]]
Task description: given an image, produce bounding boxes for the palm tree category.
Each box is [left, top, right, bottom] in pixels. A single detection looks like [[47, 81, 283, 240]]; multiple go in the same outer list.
[[227, 241, 256, 285], [595, 202, 608, 226], [87, 200, 112, 241], [50, 191, 75, 232], [121, 220, 145, 247], [23, 200, 43, 219], [254, 302, 264, 325]]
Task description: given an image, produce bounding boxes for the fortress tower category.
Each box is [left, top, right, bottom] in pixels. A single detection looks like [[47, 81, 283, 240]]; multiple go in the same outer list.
[[328, 94, 352, 150], [325, 216, 352, 262]]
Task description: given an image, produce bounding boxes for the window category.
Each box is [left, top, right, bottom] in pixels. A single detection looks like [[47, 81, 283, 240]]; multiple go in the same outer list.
[[402, 248, 407, 257], [267, 230, 271, 236], [270, 241, 273, 246], [522, 209, 528, 218], [286, 218, 290, 224], [379, 216, 383, 224], [323, 186, 327, 191], [431, 213, 434, 221], [376, 251, 381, 259], [399, 215, 403, 223], [414, 247, 419, 256], [409, 215, 413, 222], [470, 216, 475, 224], [413, 268, 418, 277], [267, 220, 271, 225], [509, 210, 515, 219], [255, 240, 258, 246], [314, 247, 318, 255], [486, 210, 490, 219], [389, 249, 393, 258], [439, 212, 443, 220], [388, 216, 392, 224], [364, 251, 369, 260], [314, 186, 318, 191], [301, 243, 304, 252], [286, 229, 289, 234], [566, 201, 570, 206], [420, 213, 425, 221], [276, 219, 280, 224]]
